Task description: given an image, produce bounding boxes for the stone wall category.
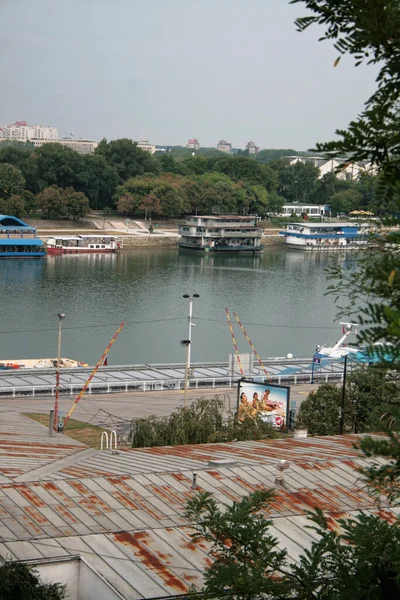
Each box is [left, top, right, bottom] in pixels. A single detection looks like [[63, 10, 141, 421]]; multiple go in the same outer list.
[[121, 235, 178, 247]]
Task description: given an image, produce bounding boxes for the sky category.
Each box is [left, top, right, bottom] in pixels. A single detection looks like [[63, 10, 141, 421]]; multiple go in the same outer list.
[[0, 0, 378, 150]]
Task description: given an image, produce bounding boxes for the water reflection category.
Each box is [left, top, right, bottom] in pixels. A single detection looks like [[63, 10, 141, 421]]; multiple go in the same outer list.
[[0, 248, 348, 364]]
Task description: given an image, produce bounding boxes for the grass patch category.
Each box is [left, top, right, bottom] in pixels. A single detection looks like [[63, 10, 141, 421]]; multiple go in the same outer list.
[[23, 413, 108, 449]]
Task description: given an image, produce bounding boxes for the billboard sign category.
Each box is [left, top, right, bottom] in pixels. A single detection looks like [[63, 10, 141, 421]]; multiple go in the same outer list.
[[237, 378, 290, 431]]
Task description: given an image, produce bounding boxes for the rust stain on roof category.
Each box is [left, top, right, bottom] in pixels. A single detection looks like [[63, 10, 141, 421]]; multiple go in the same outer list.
[[113, 491, 138, 510], [113, 531, 189, 593], [14, 485, 45, 508]]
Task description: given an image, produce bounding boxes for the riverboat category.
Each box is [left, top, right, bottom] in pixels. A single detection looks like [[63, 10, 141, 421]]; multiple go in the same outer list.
[[0, 358, 88, 370], [280, 222, 365, 250], [46, 235, 122, 254], [179, 215, 263, 253], [0, 215, 45, 258]]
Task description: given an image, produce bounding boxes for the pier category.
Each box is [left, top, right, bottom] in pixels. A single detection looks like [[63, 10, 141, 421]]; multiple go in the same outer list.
[[0, 356, 345, 398]]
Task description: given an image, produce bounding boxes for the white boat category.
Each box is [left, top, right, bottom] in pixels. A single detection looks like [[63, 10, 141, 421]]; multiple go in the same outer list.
[[315, 323, 359, 359], [0, 358, 88, 370], [280, 222, 366, 250], [46, 235, 122, 255]]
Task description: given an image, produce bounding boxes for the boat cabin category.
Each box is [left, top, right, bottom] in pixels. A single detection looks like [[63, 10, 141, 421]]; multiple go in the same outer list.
[[0, 215, 45, 258], [179, 215, 263, 253], [280, 222, 364, 250]]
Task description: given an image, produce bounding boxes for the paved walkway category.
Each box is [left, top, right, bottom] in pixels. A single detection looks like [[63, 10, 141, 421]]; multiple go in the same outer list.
[[0, 384, 316, 427]]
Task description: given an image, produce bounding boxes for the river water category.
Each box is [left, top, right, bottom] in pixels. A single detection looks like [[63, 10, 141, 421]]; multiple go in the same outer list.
[[0, 248, 355, 365]]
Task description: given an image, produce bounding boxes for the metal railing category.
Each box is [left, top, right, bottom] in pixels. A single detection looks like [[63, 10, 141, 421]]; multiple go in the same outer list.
[[0, 371, 343, 398]]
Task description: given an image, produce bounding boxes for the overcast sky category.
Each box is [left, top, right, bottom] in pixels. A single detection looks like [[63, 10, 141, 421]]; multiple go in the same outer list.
[[0, 0, 377, 150]]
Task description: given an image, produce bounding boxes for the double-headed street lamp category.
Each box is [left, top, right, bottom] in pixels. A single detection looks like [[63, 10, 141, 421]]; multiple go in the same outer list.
[[181, 294, 200, 408]]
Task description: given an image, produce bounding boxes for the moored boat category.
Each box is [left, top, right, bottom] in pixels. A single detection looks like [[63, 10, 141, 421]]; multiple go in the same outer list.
[[46, 235, 122, 255], [0, 215, 45, 258], [0, 358, 88, 370], [179, 215, 263, 253], [280, 222, 367, 250]]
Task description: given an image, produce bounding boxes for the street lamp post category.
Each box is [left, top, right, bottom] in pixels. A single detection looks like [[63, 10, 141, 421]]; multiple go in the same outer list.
[[182, 294, 200, 408], [54, 313, 65, 431], [183, 293, 199, 373]]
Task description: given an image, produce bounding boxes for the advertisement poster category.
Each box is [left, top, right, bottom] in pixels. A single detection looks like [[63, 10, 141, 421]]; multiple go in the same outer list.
[[237, 379, 290, 431]]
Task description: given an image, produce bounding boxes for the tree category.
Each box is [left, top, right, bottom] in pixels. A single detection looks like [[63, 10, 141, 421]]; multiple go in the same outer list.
[[79, 154, 119, 210], [276, 161, 320, 203], [116, 192, 136, 216], [0, 560, 66, 599], [33, 143, 84, 191], [62, 189, 90, 221], [329, 188, 362, 215], [95, 138, 160, 183], [20, 190, 37, 214], [36, 186, 66, 220], [6, 195, 26, 219], [154, 183, 183, 217], [293, 0, 400, 191], [0, 163, 25, 200], [139, 194, 161, 219], [295, 383, 353, 435], [186, 490, 291, 600]]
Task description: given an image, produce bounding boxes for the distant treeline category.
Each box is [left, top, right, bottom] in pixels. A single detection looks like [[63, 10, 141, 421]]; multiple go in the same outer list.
[[0, 139, 391, 220]]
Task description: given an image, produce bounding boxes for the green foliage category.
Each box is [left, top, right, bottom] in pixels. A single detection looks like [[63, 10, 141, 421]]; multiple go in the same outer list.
[[276, 161, 320, 203], [296, 369, 400, 436], [129, 397, 277, 448], [292, 0, 400, 193], [0, 560, 66, 599], [186, 490, 291, 600], [0, 163, 25, 200], [358, 423, 400, 503], [295, 383, 352, 435], [36, 186, 66, 219], [290, 509, 400, 599], [62, 189, 90, 221], [95, 138, 160, 183]]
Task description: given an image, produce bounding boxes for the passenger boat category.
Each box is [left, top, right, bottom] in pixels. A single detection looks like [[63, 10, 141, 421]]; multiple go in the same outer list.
[[0, 215, 45, 258], [46, 235, 122, 255], [179, 215, 263, 253], [280, 222, 366, 250], [0, 358, 88, 370]]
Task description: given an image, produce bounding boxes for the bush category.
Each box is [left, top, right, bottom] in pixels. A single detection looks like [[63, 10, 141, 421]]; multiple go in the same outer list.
[[129, 396, 277, 448]]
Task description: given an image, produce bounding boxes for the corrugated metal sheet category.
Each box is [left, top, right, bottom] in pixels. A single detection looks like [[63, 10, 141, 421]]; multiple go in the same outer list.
[[0, 410, 394, 600]]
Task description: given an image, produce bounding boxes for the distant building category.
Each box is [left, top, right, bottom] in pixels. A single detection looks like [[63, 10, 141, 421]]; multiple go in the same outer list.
[[217, 140, 232, 153], [136, 137, 157, 154], [186, 138, 200, 150], [282, 156, 378, 181], [31, 138, 98, 154], [0, 121, 58, 142], [246, 141, 259, 155]]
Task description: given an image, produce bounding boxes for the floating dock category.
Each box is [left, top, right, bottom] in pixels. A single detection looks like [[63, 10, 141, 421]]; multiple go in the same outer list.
[[0, 357, 345, 398]]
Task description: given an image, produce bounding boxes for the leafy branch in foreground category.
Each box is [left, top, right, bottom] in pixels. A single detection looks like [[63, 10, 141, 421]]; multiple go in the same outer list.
[[292, 0, 400, 187]]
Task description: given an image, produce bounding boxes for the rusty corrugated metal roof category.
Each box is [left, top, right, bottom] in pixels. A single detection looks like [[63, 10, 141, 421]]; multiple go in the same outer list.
[[0, 410, 394, 600]]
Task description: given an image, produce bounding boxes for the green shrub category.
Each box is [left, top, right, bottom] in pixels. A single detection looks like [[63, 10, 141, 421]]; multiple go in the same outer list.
[[129, 396, 277, 448]]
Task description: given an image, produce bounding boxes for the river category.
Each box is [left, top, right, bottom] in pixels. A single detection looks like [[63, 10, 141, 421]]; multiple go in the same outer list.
[[0, 247, 355, 365]]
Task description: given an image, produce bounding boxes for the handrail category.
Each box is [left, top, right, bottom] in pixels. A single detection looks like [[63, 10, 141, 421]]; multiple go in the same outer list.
[[100, 431, 109, 451]]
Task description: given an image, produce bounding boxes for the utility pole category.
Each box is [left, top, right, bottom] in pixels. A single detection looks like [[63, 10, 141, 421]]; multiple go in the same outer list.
[[54, 313, 65, 431], [181, 293, 200, 409], [182, 293, 199, 373], [339, 354, 348, 434]]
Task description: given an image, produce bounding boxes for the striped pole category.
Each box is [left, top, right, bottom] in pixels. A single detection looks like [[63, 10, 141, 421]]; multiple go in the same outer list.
[[233, 312, 269, 378], [64, 322, 125, 426], [225, 308, 245, 377]]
